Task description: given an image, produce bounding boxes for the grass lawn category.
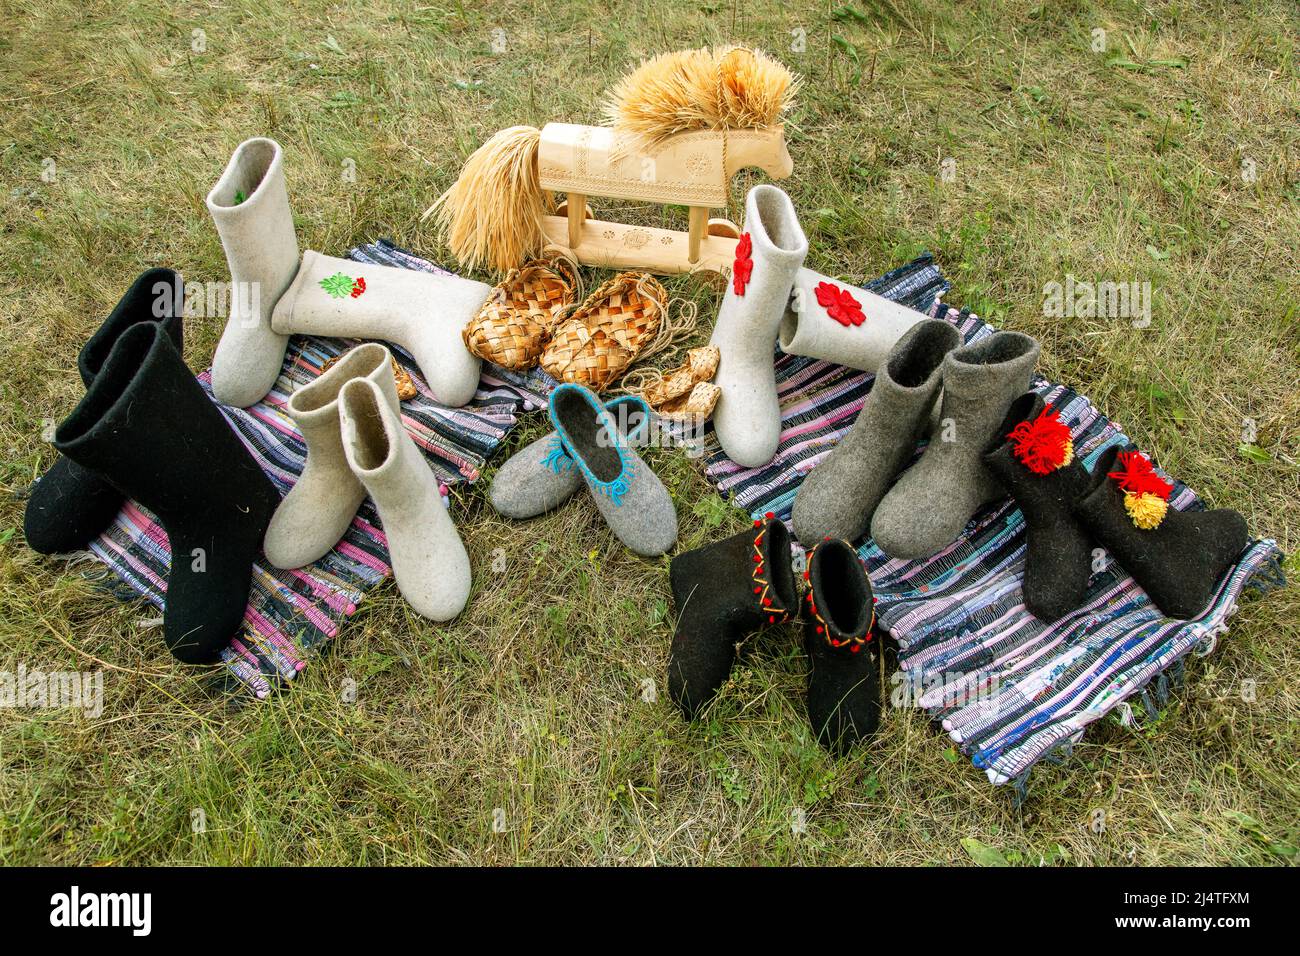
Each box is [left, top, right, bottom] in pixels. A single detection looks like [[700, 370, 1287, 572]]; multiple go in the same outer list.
[[1, 0, 1296, 865]]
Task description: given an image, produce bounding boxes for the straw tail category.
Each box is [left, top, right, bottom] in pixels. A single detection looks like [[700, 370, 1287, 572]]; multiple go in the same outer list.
[[424, 125, 553, 272]]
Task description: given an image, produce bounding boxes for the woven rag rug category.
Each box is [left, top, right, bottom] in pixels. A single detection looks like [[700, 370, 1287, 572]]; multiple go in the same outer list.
[[703, 253, 1286, 797], [84, 240, 553, 697]]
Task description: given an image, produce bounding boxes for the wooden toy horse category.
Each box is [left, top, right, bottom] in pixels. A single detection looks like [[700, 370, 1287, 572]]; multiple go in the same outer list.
[[428, 47, 799, 276]]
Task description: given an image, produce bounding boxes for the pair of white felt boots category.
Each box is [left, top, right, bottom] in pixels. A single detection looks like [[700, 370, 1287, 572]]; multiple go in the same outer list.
[[263, 343, 471, 621], [204, 137, 491, 410], [709, 184, 931, 468]]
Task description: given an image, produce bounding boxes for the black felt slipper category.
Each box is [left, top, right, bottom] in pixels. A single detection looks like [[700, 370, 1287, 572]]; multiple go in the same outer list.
[[983, 391, 1095, 621], [1073, 444, 1248, 620], [803, 538, 880, 754], [53, 322, 279, 663], [24, 269, 184, 554], [668, 515, 798, 719]]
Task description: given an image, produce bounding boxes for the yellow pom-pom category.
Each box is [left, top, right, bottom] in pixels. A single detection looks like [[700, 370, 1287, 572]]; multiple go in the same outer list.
[[1124, 492, 1167, 529], [1061, 438, 1074, 468]]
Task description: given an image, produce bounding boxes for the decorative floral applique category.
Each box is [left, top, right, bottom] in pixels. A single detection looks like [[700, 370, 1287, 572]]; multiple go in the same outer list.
[[1108, 450, 1173, 530], [814, 281, 865, 327], [1008, 407, 1074, 474], [320, 272, 367, 299], [732, 233, 753, 296]]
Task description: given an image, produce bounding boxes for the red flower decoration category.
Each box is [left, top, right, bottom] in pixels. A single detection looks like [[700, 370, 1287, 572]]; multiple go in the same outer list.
[[1008, 408, 1073, 474], [814, 281, 865, 326], [350, 276, 367, 298], [732, 233, 753, 296], [1108, 450, 1172, 500]]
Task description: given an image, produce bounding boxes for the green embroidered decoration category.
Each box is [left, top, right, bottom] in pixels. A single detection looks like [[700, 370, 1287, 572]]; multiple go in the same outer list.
[[233, 190, 247, 205], [320, 272, 357, 299]]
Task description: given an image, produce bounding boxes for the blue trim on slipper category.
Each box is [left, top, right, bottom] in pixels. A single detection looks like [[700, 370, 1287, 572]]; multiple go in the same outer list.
[[548, 384, 642, 507]]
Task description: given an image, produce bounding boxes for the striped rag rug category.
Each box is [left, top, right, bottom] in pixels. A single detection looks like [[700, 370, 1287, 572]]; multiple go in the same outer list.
[[703, 253, 1286, 796], [84, 240, 553, 697]]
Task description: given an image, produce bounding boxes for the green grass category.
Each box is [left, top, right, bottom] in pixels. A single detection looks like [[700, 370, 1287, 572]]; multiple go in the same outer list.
[[1, 0, 1297, 865]]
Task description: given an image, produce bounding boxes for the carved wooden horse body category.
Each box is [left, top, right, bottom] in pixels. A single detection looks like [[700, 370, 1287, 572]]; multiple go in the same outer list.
[[537, 123, 792, 274]]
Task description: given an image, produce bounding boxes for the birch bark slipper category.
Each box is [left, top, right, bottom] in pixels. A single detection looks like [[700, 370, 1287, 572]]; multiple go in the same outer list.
[[264, 343, 399, 569], [779, 270, 927, 373], [206, 137, 300, 408], [709, 184, 808, 467], [339, 377, 471, 620], [272, 250, 492, 408], [490, 394, 652, 519], [547, 383, 677, 557]]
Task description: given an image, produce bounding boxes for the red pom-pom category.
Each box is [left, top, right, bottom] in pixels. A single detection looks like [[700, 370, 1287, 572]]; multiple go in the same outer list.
[[1007, 408, 1072, 474], [1108, 450, 1172, 500]]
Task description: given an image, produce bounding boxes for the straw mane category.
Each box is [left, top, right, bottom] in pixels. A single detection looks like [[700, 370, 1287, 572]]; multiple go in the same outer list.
[[603, 47, 800, 150]]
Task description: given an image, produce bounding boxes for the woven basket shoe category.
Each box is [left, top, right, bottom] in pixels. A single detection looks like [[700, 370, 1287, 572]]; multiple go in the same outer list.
[[539, 272, 667, 392], [463, 253, 579, 370]]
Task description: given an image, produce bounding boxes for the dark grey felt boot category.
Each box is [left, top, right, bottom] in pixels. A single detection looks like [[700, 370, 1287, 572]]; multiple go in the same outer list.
[[983, 391, 1094, 621], [1073, 445, 1248, 619], [792, 319, 960, 546], [872, 331, 1040, 559]]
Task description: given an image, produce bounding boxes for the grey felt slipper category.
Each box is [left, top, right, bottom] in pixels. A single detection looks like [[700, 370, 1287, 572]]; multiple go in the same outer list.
[[792, 320, 960, 545], [547, 383, 677, 557], [490, 394, 652, 519], [871, 330, 1040, 559]]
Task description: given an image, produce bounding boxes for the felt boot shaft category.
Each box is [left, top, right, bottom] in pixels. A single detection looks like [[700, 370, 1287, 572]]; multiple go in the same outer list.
[[709, 185, 808, 467], [53, 323, 280, 663], [983, 391, 1095, 621], [25, 268, 184, 555], [668, 517, 797, 718], [792, 319, 960, 545], [339, 377, 472, 621], [272, 250, 491, 408], [207, 137, 298, 408], [779, 269, 926, 373], [1073, 445, 1248, 620], [264, 343, 398, 569], [803, 538, 879, 754]]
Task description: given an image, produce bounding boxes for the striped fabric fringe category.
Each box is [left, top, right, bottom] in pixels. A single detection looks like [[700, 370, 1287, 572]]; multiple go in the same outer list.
[[702, 255, 1286, 795], [83, 240, 553, 698]]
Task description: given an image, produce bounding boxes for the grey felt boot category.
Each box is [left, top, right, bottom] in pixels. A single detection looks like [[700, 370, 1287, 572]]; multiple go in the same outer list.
[[779, 269, 928, 373], [490, 394, 652, 519], [339, 377, 471, 620], [264, 343, 397, 569], [709, 184, 808, 467], [871, 331, 1040, 559], [792, 320, 960, 545], [206, 137, 299, 408], [547, 383, 677, 557]]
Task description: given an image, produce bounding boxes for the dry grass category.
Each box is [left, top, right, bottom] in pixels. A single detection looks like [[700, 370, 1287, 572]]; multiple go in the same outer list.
[[0, 0, 1296, 865]]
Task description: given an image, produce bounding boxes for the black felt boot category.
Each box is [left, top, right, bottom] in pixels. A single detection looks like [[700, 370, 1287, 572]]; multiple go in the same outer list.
[[982, 391, 1094, 621], [803, 538, 880, 754], [668, 515, 797, 719], [24, 269, 184, 554], [53, 322, 280, 663], [1073, 445, 1248, 620]]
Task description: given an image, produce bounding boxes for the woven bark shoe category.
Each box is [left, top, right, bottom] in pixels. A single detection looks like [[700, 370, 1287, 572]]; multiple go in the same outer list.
[[53, 323, 280, 664], [792, 319, 960, 545], [668, 515, 798, 718], [272, 250, 491, 408], [547, 383, 677, 557], [872, 331, 1040, 559], [207, 137, 300, 408], [803, 538, 880, 755], [710, 184, 808, 467], [339, 377, 472, 621], [264, 343, 399, 569], [25, 268, 185, 555], [490, 394, 652, 519], [463, 252, 579, 370], [982, 391, 1094, 621], [779, 270, 926, 373], [1073, 444, 1248, 620], [539, 271, 667, 392]]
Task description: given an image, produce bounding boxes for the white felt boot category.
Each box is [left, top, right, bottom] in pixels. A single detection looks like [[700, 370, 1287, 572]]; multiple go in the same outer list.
[[206, 137, 299, 408], [272, 251, 491, 408], [264, 342, 396, 569], [709, 185, 808, 467], [779, 270, 927, 373], [339, 377, 471, 621]]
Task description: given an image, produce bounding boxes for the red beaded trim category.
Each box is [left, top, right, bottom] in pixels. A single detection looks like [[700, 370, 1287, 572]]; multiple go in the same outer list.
[[803, 539, 876, 653], [750, 512, 792, 626]]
